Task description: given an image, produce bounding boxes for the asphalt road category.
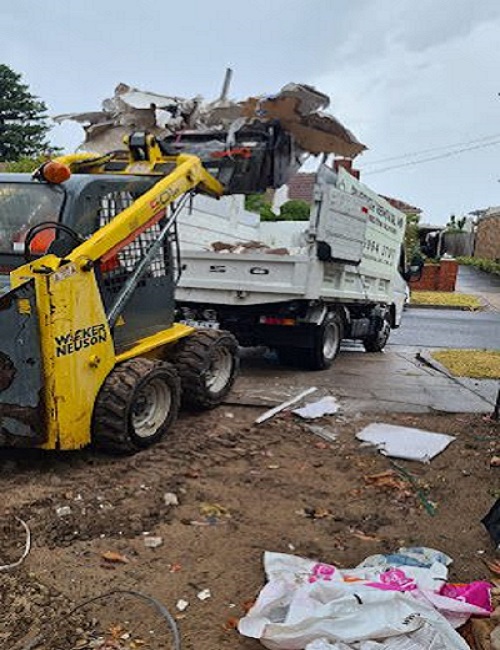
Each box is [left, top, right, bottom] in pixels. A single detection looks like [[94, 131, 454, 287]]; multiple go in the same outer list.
[[390, 308, 500, 349]]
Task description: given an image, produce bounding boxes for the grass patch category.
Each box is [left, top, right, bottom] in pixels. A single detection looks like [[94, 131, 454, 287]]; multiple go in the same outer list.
[[411, 291, 482, 309], [432, 349, 500, 379]]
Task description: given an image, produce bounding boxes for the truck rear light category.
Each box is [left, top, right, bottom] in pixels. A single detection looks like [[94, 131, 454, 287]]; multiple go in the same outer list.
[[259, 316, 296, 326]]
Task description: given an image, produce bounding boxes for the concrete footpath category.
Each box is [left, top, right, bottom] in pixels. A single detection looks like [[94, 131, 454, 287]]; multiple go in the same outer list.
[[456, 265, 500, 311], [233, 345, 496, 415]]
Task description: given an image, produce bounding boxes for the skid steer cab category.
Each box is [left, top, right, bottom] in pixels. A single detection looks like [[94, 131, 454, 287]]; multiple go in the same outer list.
[[0, 134, 240, 453]]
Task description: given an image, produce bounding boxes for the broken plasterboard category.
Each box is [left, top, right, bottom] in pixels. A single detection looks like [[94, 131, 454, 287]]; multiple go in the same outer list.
[[356, 423, 455, 463], [54, 82, 366, 160], [293, 396, 339, 419]]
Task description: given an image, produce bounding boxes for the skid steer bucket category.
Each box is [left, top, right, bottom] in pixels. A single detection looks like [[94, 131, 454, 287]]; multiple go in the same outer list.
[[0, 281, 45, 445], [159, 123, 297, 194]]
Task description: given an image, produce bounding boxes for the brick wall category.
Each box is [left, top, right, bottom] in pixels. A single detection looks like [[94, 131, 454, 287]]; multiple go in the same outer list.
[[410, 259, 458, 292], [475, 214, 500, 260], [287, 173, 315, 204]]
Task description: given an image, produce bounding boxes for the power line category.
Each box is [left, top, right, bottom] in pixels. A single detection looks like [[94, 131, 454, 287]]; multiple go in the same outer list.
[[362, 139, 500, 176], [360, 132, 500, 167]]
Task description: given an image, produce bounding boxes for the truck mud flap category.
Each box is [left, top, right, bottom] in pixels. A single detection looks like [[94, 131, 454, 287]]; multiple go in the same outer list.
[[0, 281, 45, 445]]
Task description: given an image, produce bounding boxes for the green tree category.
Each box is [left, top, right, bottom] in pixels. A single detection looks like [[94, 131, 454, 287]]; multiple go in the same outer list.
[[245, 194, 311, 222], [404, 211, 421, 262], [0, 64, 52, 161], [245, 193, 276, 220], [279, 199, 310, 221], [5, 155, 49, 173]]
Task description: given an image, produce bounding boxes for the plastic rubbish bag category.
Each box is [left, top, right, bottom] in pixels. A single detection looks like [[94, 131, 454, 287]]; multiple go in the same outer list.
[[238, 552, 482, 650]]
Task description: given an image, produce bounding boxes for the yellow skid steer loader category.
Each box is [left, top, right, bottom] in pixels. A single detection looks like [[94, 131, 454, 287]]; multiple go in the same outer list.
[[0, 129, 287, 453]]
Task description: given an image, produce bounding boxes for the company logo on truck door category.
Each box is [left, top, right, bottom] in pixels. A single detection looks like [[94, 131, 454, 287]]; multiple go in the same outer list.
[[55, 324, 107, 357]]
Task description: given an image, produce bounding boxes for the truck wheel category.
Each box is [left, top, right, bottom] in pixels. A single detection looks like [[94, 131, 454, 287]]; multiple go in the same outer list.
[[92, 358, 180, 454], [278, 313, 342, 370], [306, 312, 343, 370], [170, 330, 239, 410], [363, 318, 391, 352]]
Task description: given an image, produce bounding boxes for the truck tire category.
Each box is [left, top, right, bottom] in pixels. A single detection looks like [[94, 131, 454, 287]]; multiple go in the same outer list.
[[305, 312, 343, 370], [363, 318, 391, 352], [170, 329, 239, 410], [277, 313, 342, 370], [92, 358, 180, 454]]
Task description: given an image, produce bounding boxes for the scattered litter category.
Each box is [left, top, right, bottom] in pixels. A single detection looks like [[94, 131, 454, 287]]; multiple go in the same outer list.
[[56, 505, 72, 517], [238, 550, 491, 650], [176, 599, 189, 612], [485, 559, 500, 575], [255, 387, 317, 424], [169, 563, 182, 573], [143, 536, 163, 549], [293, 396, 339, 419], [364, 470, 409, 492], [482, 498, 500, 549], [304, 424, 338, 444], [101, 551, 130, 565], [164, 492, 179, 506], [388, 460, 438, 516], [0, 517, 31, 572], [490, 456, 500, 467], [268, 464, 280, 470], [199, 503, 230, 519], [356, 423, 456, 463], [197, 588, 211, 601], [351, 531, 381, 542], [298, 507, 331, 520], [223, 616, 239, 631], [44, 589, 182, 650]]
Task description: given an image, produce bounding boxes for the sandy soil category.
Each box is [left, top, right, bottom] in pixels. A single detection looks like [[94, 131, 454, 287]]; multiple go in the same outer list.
[[0, 406, 498, 649]]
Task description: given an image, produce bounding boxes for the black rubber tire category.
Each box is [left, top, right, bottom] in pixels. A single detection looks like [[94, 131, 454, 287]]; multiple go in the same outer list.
[[169, 329, 239, 410], [363, 318, 391, 352], [302, 312, 343, 370], [275, 313, 343, 371], [92, 357, 180, 454]]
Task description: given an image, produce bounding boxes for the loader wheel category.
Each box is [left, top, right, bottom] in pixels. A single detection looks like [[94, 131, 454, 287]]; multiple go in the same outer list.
[[92, 358, 180, 454], [170, 330, 239, 410]]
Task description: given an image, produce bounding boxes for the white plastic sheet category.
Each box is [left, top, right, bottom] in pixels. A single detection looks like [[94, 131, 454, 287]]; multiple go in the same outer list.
[[238, 552, 481, 650], [356, 424, 455, 463]]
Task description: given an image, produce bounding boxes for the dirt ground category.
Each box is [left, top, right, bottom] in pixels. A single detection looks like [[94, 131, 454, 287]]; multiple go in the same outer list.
[[0, 404, 499, 649]]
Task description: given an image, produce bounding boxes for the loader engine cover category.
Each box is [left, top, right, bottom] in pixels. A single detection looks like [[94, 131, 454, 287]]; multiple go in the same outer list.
[[0, 281, 45, 444]]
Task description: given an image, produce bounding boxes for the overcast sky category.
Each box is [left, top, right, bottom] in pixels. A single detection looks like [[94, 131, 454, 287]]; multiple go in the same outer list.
[[2, 0, 499, 224]]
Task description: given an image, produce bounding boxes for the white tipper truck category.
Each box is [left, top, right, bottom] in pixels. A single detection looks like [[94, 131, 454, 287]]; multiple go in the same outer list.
[[175, 166, 414, 370]]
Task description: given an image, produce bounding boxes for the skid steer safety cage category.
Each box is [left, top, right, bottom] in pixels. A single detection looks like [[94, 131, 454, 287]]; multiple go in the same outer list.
[[97, 191, 174, 295]]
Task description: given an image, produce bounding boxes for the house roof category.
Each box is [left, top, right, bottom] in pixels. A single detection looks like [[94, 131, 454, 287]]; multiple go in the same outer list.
[[379, 195, 422, 215]]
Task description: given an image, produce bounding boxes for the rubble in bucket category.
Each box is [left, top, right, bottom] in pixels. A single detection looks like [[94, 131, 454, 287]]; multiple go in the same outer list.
[[54, 82, 366, 194], [238, 549, 493, 650]]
